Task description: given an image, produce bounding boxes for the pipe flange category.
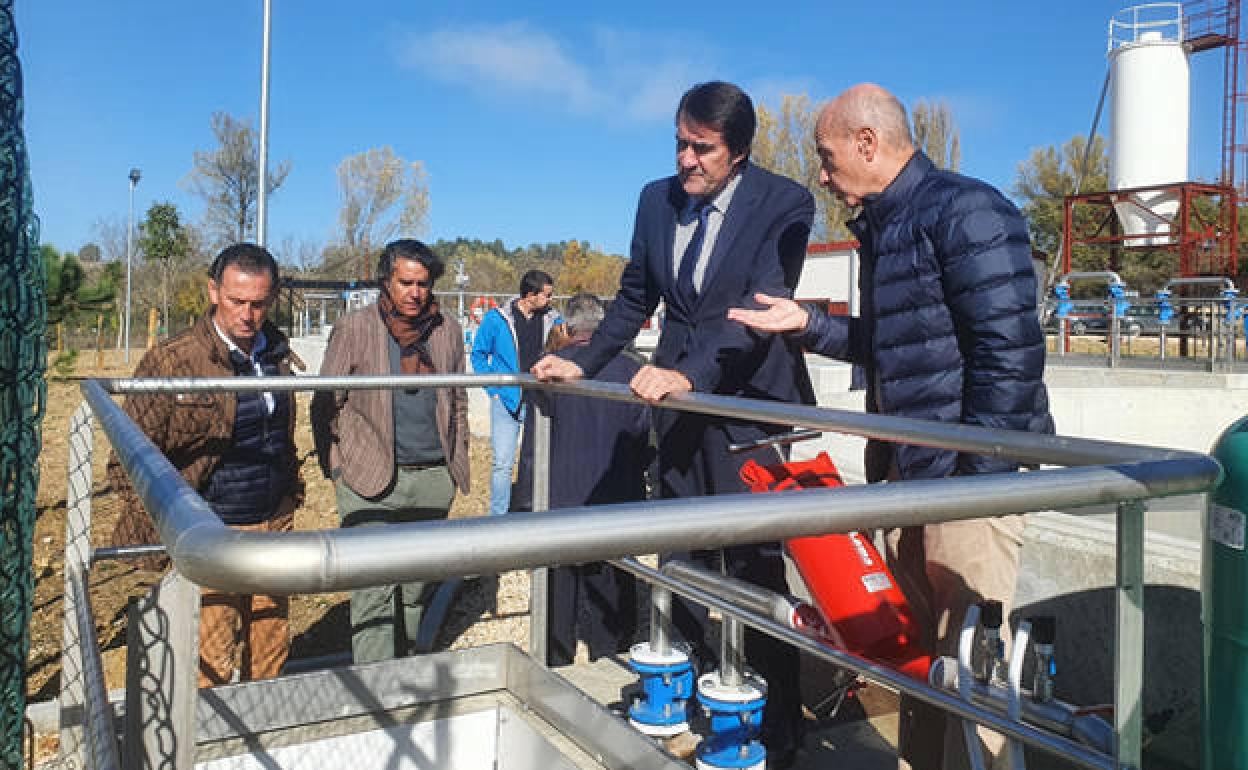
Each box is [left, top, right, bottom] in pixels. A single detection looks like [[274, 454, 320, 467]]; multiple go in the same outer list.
[[697, 670, 767, 703], [628, 716, 690, 738], [629, 640, 692, 667]]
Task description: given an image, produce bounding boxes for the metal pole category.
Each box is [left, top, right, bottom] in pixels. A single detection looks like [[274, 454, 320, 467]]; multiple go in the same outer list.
[[1109, 314, 1120, 368], [649, 586, 673, 656], [124, 168, 140, 364], [256, 0, 272, 246], [529, 398, 551, 665], [1115, 500, 1145, 769]]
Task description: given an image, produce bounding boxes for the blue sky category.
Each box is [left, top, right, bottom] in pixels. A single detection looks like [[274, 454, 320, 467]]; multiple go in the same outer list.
[[15, 1, 1230, 260]]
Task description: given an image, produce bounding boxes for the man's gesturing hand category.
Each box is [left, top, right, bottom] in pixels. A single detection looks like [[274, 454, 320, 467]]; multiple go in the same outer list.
[[726, 292, 809, 333]]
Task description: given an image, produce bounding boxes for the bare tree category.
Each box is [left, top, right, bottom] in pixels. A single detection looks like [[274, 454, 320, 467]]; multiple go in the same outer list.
[[91, 216, 129, 264], [272, 235, 324, 274], [911, 99, 961, 172], [92, 217, 131, 347], [185, 111, 291, 247], [334, 146, 430, 279], [753, 94, 852, 242]]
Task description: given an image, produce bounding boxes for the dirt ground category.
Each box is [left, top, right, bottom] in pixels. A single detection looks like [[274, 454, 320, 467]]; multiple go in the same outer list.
[[26, 348, 530, 743]]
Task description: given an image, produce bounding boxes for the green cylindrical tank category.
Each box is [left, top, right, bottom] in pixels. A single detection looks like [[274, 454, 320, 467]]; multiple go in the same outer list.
[[1205, 417, 1248, 769]]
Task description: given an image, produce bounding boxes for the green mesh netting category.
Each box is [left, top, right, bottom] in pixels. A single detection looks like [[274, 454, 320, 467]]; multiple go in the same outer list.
[[0, 2, 44, 767]]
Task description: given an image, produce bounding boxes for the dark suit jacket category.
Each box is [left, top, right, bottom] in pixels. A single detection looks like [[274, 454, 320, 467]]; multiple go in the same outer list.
[[571, 161, 816, 413], [567, 163, 814, 736]]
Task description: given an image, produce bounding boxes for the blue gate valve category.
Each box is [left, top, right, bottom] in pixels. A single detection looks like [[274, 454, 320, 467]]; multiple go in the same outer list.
[[1156, 289, 1174, 324], [1223, 288, 1242, 325], [1053, 283, 1072, 318], [1107, 282, 1129, 319], [627, 641, 694, 737], [695, 670, 768, 770]]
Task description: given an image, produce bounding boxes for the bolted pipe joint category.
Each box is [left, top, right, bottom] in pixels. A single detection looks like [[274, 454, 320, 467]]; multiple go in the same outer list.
[[628, 641, 695, 737], [695, 669, 767, 770]]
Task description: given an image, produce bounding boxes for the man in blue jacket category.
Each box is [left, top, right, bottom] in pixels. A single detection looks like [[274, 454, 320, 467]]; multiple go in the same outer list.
[[470, 270, 560, 516], [729, 83, 1053, 770]]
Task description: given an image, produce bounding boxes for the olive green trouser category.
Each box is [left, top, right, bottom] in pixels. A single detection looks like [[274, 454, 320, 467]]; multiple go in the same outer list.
[[336, 465, 454, 664]]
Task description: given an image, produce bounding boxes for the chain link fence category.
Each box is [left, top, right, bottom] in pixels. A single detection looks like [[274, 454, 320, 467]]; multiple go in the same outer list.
[[0, 3, 45, 766]]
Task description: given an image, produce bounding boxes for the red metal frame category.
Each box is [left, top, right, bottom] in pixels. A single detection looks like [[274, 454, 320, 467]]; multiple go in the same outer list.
[[1186, 0, 1244, 191], [1061, 182, 1239, 277]]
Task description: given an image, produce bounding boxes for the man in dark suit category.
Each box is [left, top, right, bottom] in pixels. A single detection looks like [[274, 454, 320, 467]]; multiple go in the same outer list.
[[533, 80, 814, 767]]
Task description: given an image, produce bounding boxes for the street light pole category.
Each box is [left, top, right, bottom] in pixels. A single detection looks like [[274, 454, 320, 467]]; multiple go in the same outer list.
[[256, 0, 272, 246], [125, 167, 141, 364]]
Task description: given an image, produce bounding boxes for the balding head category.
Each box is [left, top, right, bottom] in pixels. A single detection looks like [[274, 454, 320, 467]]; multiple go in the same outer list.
[[813, 83, 916, 206], [820, 84, 914, 151]]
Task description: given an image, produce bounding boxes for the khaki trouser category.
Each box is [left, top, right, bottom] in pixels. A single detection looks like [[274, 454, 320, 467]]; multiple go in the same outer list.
[[198, 507, 295, 688], [886, 515, 1027, 770]]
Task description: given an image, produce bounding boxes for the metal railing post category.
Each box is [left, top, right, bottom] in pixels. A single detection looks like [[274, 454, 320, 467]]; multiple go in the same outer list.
[[125, 570, 200, 770], [59, 403, 94, 765], [1115, 500, 1146, 769], [1109, 314, 1121, 368], [529, 398, 552, 665]]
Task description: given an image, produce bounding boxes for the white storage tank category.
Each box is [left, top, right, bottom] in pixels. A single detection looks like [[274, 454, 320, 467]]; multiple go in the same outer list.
[[1107, 3, 1189, 245]]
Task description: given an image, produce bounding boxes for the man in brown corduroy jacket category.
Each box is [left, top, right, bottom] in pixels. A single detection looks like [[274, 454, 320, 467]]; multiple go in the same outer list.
[[310, 239, 470, 663], [108, 243, 305, 688]]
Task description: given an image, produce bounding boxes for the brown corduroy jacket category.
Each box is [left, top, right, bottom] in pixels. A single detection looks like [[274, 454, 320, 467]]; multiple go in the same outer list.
[[310, 303, 470, 498], [107, 313, 305, 568]]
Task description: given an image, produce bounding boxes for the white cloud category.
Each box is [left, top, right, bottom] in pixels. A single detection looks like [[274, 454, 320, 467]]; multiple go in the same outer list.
[[396, 21, 714, 124]]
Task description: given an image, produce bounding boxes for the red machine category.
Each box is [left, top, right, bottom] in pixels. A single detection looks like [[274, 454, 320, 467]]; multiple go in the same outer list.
[[739, 452, 932, 681]]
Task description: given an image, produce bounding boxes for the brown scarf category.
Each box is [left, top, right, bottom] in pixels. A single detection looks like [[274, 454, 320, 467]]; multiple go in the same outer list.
[[378, 291, 444, 374]]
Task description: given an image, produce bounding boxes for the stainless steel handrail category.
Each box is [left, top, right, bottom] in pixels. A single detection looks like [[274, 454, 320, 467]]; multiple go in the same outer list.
[[83, 376, 1218, 594]]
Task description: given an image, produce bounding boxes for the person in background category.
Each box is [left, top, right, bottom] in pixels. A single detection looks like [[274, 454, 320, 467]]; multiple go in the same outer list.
[[108, 243, 303, 687], [532, 80, 815, 767], [728, 83, 1053, 770], [470, 270, 562, 516], [311, 239, 470, 664], [511, 293, 652, 664]]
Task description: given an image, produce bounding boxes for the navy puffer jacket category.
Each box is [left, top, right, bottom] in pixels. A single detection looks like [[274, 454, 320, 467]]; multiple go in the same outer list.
[[799, 152, 1053, 481]]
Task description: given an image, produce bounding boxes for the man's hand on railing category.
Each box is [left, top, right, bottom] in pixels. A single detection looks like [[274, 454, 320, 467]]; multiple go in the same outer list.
[[629, 365, 691, 403], [531, 355, 584, 381]]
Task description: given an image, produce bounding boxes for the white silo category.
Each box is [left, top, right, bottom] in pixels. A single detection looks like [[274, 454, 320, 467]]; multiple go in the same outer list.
[[1107, 4, 1190, 245]]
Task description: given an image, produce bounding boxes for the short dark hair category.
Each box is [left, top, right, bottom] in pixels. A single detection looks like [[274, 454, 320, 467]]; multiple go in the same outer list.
[[677, 81, 756, 159], [378, 239, 444, 284], [519, 269, 554, 298], [563, 292, 604, 335], [208, 243, 279, 285]]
